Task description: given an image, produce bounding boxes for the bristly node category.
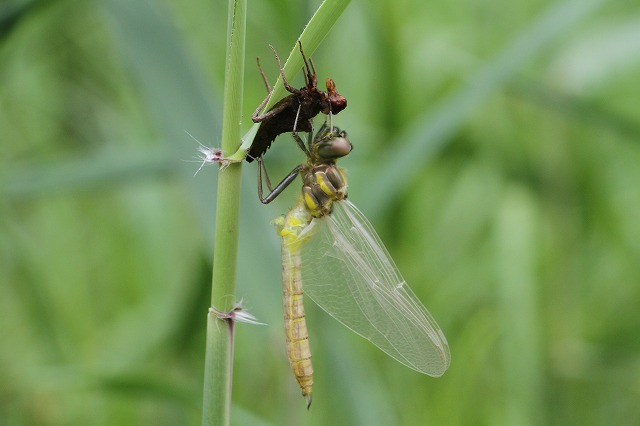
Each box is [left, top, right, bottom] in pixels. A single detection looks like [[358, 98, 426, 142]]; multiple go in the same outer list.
[[209, 300, 266, 325], [184, 130, 232, 174]]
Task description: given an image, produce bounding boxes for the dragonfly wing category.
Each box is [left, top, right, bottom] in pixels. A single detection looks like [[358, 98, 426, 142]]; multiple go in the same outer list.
[[300, 200, 450, 376]]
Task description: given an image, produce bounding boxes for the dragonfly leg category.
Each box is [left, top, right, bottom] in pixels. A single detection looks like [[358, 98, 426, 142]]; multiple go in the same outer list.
[[289, 102, 311, 157], [292, 131, 310, 157], [258, 159, 303, 204], [269, 44, 300, 95], [314, 120, 330, 144], [252, 54, 279, 122], [256, 56, 271, 93], [257, 157, 270, 202], [297, 40, 317, 90], [252, 94, 291, 123], [308, 57, 317, 78], [253, 44, 301, 123], [259, 157, 274, 191]]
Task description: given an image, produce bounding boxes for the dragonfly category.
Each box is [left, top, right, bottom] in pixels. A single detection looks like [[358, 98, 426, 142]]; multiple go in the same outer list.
[[248, 41, 347, 164], [267, 122, 451, 408]]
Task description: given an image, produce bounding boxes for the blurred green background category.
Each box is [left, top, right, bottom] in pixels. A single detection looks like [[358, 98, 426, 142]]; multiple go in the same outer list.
[[2, 0, 640, 424]]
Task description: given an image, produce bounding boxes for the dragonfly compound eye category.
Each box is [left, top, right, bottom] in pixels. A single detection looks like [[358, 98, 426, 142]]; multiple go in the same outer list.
[[317, 136, 352, 160]]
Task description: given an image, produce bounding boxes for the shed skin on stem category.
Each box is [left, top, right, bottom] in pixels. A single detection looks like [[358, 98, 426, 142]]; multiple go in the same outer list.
[[248, 42, 347, 162]]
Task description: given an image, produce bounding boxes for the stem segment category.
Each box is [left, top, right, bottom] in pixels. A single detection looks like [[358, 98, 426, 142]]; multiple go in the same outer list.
[[202, 0, 246, 424]]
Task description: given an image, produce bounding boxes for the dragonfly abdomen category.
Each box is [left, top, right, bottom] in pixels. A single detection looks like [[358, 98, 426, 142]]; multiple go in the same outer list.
[[282, 240, 314, 407]]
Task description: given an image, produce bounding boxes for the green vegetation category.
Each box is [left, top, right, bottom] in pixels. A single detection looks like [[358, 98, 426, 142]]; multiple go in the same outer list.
[[2, 0, 639, 425]]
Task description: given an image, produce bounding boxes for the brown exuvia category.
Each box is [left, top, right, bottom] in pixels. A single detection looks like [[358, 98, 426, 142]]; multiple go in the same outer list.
[[247, 41, 347, 163]]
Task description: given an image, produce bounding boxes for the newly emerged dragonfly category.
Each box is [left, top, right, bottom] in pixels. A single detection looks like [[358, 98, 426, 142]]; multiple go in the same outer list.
[[269, 122, 451, 407]]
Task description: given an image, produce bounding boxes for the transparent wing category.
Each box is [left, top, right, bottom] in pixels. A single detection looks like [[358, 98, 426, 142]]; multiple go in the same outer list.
[[300, 200, 450, 376]]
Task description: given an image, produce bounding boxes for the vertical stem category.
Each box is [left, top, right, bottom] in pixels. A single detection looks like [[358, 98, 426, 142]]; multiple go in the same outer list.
[[202, 0, 246, 424]]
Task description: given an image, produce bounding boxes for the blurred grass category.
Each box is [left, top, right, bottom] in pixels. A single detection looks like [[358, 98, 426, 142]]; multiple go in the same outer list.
[[2, 0, 640, 425]]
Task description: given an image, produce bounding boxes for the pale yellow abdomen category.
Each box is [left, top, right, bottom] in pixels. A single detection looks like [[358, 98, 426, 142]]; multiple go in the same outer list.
[[282, 238, 313, 408]]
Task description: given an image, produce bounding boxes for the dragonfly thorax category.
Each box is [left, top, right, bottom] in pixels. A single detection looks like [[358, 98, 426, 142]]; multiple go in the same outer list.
[[302, 163, 348, 218]]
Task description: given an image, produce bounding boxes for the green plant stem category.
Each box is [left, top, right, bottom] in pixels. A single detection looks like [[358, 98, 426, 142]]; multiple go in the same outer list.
[[202, 0, 246, 424]]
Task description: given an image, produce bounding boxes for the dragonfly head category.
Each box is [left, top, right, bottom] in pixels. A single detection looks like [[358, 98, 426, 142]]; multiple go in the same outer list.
[[315, 129, 352, 160]]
